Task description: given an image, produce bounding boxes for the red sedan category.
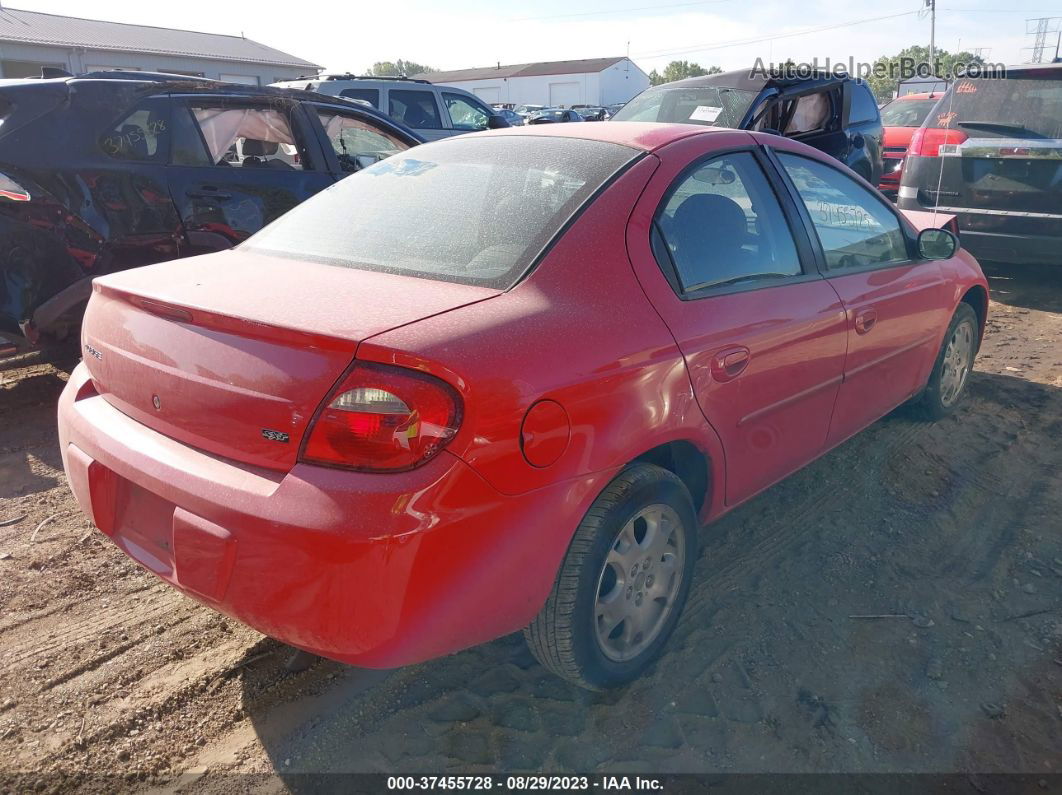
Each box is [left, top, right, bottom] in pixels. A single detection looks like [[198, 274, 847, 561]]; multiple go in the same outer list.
[[877, 92, 942, 197], [58, 123, 988, 690]]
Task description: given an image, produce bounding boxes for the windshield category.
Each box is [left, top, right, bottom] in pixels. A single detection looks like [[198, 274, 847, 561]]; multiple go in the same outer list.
[[880, 98, 937, 127], [243, 136, 638, 290], [938, 77, 1062, 139], [610, 85, 759, 128]]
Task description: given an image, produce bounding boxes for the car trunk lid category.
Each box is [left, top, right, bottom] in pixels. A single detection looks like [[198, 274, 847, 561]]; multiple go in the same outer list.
[[81, 249, 499, 471]]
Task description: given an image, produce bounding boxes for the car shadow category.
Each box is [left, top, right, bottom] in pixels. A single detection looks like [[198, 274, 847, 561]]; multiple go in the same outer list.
[[0, 363, 73, 500], [237, 370, 1062, 779], [982, 261, 1062, 314]]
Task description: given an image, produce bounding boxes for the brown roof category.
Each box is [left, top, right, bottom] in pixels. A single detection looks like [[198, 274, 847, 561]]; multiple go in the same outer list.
[[0, 6, 318, 68], [414, 57, 631, 83]]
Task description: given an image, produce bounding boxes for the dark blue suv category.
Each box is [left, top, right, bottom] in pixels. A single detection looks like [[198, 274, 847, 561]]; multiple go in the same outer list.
[[612, 68, 883, 185]]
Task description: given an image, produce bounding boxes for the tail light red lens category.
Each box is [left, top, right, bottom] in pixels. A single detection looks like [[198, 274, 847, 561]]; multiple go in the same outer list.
[[907, 127, 968, 158], [300, 362, 462, 472]]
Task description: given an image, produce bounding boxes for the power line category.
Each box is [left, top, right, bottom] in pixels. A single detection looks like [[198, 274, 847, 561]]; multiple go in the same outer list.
[[633, 9, 921, 59], [513, 0, 736, 23]]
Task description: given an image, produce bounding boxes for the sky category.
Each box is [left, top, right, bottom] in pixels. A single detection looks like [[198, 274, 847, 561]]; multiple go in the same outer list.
[[11, 0, 1062, 74]]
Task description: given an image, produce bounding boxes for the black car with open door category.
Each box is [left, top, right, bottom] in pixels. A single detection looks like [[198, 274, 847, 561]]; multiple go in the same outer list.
[[897, 62, 1061, 266], [611, 68, 883, 185], [0, 71, 421, 358]]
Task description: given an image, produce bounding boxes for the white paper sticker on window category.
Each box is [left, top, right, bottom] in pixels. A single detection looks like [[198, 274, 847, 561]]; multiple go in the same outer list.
[[689, 105, 722, 122]]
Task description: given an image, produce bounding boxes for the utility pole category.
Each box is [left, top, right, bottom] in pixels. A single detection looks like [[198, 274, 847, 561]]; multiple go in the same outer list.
[[1025, 17, 1061, 63], [930, 1, 936, 66]]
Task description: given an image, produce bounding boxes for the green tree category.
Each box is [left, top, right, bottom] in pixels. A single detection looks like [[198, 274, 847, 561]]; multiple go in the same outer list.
[[866, 45, 985, 103], [367, 59, 437, 78], [652, 60, 722, 85]]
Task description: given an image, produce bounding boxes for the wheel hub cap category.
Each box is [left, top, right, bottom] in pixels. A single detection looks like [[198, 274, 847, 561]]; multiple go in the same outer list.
[[940, 319, 975, 407], [594, 504, 685, 662]]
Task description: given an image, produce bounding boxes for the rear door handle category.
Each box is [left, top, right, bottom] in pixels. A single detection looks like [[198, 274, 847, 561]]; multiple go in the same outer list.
[[186, 188, 232, 200], [711, 346, 751, 382], [854, 308, 878, 335]]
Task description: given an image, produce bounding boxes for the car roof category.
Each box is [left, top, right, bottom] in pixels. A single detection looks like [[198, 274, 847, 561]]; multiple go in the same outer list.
[[0, 71, 424, 142], [654, 67, 852, 92], [1002, 62, 1062, 78], [461, 121, 737, 152]]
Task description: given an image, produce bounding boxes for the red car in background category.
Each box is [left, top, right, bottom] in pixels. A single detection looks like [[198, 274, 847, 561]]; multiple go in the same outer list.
[[877, 92, 943, 197], [59, 123, 988, 690]]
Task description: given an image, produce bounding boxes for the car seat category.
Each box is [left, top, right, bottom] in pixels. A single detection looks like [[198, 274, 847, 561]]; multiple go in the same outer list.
[[669, 194, 754, 287]]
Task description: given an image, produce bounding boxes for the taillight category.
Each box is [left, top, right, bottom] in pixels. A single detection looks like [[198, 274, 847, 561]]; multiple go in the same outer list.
[[300, 362, 462, 472], [907, 127, 968, 158], [0, 172, 30, 202]]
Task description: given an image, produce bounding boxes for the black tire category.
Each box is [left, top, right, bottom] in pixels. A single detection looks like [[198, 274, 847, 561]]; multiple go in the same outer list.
[[524, 463, 698, 690], [917, 302, 979, 421]]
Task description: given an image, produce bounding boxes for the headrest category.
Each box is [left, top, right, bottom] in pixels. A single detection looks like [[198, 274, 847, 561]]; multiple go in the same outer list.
[[242, 139, 278, 156]]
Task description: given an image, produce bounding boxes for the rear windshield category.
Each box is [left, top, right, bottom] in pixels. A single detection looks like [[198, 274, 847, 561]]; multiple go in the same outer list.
[[880, 98, 936, 127], [610, 86, 758, 128], [936, 77, 1062, 138], [243, 135, 638, 289]]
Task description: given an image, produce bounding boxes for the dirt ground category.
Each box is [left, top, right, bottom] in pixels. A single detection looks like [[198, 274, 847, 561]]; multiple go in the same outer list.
[[1, 262, 1061, 792]]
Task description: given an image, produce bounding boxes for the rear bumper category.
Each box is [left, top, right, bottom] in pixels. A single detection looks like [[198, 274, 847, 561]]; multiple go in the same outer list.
[[943, 229, 1062, 267], [58, 363, 608, 667]]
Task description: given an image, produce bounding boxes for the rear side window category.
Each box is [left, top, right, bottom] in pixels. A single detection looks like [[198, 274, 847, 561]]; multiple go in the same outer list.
[[937, 77, 1062, 139], [656, 152, 802, 292], [99, 98, 170, 162], [848, 83, 880, 124], [244, 136, 638, 289], [340, 88, 379, 108], [388, 89, 442, 129]]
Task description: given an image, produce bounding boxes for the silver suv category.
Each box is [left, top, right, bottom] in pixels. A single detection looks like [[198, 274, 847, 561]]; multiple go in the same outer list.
[[270, 74, 509, 141]]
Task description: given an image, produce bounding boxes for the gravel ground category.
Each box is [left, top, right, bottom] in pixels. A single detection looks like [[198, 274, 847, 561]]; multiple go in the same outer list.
[[1, 262, 1060, 792]]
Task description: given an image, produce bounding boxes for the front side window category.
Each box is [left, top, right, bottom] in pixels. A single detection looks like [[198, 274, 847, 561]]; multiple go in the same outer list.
[[99, 98, 169, 162], [777, 152, 908, 269], [656, 152, 802, 292], [316, 110, 410, 173], [388, 89, 442, 129], [244, 136, 638, 289], [443, 93, 490, 131], [187, 104, 304, 170]]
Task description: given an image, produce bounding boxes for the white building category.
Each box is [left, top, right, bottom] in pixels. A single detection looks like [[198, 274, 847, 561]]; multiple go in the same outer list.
[[414, 57, 649, 108], [0, 7, 317, 85]]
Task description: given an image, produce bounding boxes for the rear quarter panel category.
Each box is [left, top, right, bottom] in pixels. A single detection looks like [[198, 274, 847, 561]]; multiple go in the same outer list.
[[357, 154, 727, 512]]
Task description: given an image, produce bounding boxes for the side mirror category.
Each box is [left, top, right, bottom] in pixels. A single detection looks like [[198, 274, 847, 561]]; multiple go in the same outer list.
[[852, 133, 865, 149], [917, 228, 958, 260], [487, 114, 509, 129]]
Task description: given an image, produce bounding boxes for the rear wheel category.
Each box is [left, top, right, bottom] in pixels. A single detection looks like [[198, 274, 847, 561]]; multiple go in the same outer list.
[[918, 302, 978, 420], [524, 464, 697, 690]]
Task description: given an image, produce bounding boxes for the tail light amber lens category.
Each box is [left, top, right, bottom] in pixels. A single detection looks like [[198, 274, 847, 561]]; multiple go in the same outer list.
[[299, 362, 461, 472]]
